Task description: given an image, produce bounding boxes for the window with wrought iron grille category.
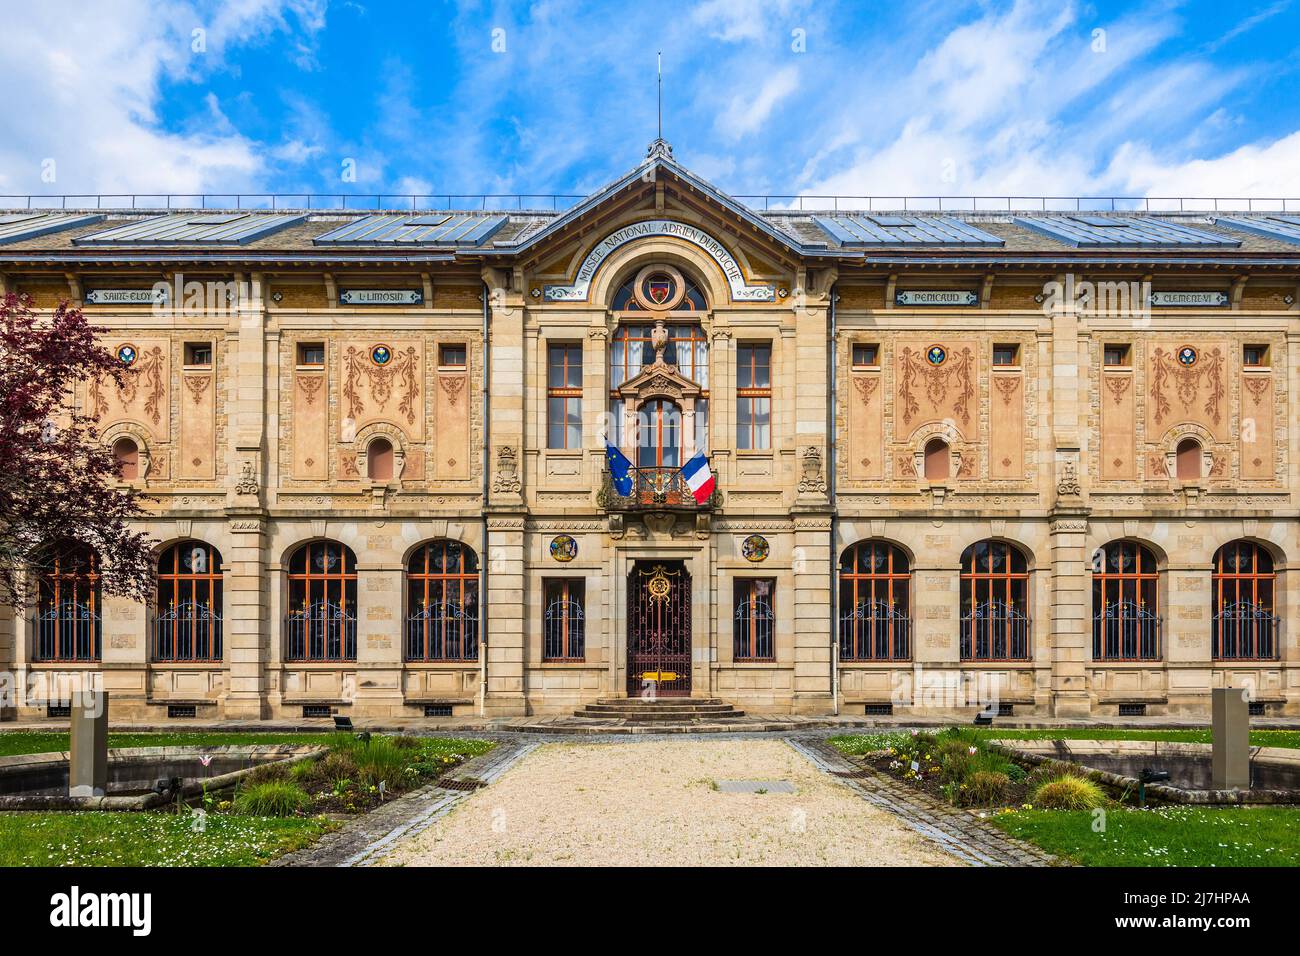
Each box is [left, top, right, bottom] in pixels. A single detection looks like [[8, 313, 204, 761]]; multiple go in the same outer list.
[[1213, 540, 1279, 660], [736, 343, 771, 450], [35, 541, 101, 662], [542, 578, 585, 661], [838, 541, 911, 660], [1091, 540, 1161, 661], [733, 579, 775, 660], [406, 540, 479, 661], [284, 540, 357, 662], [547, 343, 582, 449], [155, 541, 223, 662], [959, 540, 1031, 661]]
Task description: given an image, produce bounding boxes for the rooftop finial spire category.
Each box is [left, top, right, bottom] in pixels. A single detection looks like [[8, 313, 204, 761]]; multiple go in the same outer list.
[[646, 51, 674, 162], [657, 51, 662, 140]]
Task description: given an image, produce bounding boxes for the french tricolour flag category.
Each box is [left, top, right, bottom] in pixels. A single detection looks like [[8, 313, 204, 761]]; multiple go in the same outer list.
[[680, 452, 715, 505]]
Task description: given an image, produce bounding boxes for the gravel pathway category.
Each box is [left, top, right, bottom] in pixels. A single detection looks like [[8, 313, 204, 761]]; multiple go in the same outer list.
[[378, 739, 962, 867]]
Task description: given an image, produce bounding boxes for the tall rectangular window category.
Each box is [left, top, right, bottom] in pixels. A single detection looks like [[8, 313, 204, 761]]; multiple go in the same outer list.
[[543, 579, 585, 661], [736, 344, 771, 450], [547, 343, 582, 449], [733, 579, 775, 660]]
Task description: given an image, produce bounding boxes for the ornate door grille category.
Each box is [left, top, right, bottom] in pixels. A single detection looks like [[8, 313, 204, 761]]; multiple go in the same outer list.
[[627, 562, 691, 696]]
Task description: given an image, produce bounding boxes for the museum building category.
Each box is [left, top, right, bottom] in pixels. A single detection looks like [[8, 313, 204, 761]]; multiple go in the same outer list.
[[0, 138, 1297, 721]]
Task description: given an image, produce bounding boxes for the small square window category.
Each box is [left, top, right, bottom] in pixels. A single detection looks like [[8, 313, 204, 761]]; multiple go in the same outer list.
[[440, 344, 467, 367], [1103, 344, 1131, 367], [298, 342, 325, 366], [1243, 344, 1268, 368], [993, 344, 1019, 367], [185, 342, 212, 367], [851, 343, 879, 367]]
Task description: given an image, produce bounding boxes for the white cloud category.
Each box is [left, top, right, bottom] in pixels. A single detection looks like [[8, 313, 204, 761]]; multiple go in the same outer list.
[[0, 0, 325, 195], [792, 0, 1300, 202], [1106, 131, 1300, 199], [716, 65, 800, 139]]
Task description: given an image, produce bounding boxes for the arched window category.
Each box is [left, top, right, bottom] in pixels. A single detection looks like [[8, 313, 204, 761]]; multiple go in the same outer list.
[[636, 399, 682, 468], [285, 541, 357, 661], [367, 438, 394, 480], [406, 540, 479, 661], [1212, 541, 1279, 660], [612, 276, 707, 313], [1176, 438, 1202, 480], [113, 437, 139, 480], [923, 438, 950, 481], [960, 540, 1030, 661], [154, 541, 223, 661], [1091, 541, 1161, 661], [36, 541, 101, 662], [838, 541, 911, 660]]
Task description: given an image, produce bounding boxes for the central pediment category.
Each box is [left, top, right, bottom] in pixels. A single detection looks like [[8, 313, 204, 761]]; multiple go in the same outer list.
[[618, 356, 701, 402]]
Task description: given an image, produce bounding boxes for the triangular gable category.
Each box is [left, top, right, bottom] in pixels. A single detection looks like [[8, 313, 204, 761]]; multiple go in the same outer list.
[[506, 139, 810, 260]]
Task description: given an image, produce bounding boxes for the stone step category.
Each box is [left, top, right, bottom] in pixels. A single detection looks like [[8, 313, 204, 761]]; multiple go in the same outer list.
[[593, 697, 727, 706], [580, 702, 738, 714], [574, 698, 746, 721]]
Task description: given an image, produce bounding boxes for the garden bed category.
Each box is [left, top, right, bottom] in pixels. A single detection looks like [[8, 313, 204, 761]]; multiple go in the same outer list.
[[0, 732, 495, 866], [827, 730, 1300, 867]]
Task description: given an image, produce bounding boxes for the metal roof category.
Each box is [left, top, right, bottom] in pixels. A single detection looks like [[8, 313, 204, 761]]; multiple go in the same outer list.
[[312, 213, 509, 245], [1012, 215, 1240, 248], [74, 212, 306, 245], [0, 213, 105, 246], [1213, 215, 1300, 246], [812, 214, 1004, 247]]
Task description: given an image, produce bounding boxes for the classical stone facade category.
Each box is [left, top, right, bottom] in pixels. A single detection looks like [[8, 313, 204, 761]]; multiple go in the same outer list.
[[2, 143, 1298, 720]]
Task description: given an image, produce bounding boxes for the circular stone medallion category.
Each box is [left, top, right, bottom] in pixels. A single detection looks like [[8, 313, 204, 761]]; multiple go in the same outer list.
[[926, 344, 946, 366], [371, 344, 392, 366]]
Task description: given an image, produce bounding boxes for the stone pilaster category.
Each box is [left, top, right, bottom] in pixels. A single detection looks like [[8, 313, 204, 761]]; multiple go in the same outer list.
[[223, 515, 268, 718], [1047, 511, 1091, 715], [354, 559, 405, 715], [483, 268, 527, 714], [790, 516, 833, 712]]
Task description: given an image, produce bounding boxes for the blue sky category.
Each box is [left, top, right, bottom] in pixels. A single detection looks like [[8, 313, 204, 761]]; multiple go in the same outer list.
[[2, 0, 1299, 205]]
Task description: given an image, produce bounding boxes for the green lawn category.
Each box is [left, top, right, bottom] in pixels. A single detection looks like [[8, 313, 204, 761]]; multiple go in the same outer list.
[[0, 811, 335, 866], [827, 727, 1300, 756], [0, 730, 495, 759], [992, 805, 1300, 867]]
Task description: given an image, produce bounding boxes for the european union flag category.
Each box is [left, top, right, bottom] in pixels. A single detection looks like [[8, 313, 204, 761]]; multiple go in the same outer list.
[[605, 443, 633, 496]]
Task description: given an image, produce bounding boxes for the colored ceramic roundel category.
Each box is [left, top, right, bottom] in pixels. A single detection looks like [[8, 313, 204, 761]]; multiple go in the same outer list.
[[741, 534, 770, 562], [116, 343, 138, 366], [926, 345, 946, 366], [1177, 345, 1197, 367], [371, 344, 392, 366], [550, 534, 578, 562]]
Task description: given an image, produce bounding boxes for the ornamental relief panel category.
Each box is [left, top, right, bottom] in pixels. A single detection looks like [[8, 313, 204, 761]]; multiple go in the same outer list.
[[1147, 342, 1228, 441], [894, 341, 978, 440], [848, 373, 882, 480], [1239, 371, 1274, 481], [340, 340, 424, 441], [88, 338, 170, 441]]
